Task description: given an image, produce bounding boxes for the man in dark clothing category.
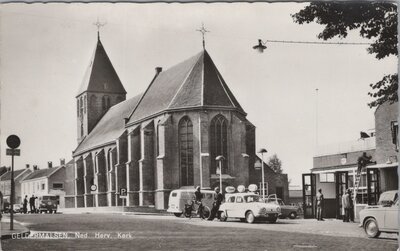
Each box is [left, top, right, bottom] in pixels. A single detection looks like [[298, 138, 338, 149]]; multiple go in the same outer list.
[[208, 187, 223, 221], [348, 189, 355, 222], [29, 195, 35, 213], [357, 152, 372, 173], [193, 186, 203, 217], [316, 188, 324, 221], [23, 195, 28, 214]]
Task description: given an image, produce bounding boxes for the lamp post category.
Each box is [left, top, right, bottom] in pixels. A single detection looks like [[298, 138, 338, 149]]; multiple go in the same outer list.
[[216, 155, 225, 192], [258, 148, 267, 200]]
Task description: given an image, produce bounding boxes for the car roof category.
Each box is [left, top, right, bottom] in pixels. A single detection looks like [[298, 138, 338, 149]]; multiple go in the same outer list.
[[226, 193, 258, 196]]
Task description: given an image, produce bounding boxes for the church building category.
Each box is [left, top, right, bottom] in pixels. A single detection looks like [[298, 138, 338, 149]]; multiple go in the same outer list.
[[64, 32, 282, 210]]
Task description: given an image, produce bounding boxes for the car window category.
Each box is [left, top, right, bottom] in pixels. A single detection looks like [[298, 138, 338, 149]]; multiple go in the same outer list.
[[226, 196, 235, 203], [278, 199, 284, 205], [204, 193, 213, 200], [244, 195, 260, 203], [236, 196, 244, 203]]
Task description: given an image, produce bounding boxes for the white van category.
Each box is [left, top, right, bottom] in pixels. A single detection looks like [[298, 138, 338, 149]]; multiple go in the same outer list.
[[167, 189, 216, 217]]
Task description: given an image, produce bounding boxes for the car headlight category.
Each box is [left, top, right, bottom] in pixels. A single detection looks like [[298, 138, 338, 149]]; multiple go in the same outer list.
[[276, 206, 281, 213], [258, 207, 267, 215]]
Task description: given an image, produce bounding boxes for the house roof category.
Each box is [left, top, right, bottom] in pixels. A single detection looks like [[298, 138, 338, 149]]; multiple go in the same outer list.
[[77, 38, 126, 97], [0, 169, 30, 181], [22, 166, 63, 181], [73, 95, 141, 155], [127, 50, 244, 125]]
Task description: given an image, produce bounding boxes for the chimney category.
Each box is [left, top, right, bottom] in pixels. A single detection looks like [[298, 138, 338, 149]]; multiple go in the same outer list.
[[33, 165, 38, 171], [26, 164, 30, 169], [155, 67, 162, 75], [48, 161, 52, 168], [60, 158, 65, 166]]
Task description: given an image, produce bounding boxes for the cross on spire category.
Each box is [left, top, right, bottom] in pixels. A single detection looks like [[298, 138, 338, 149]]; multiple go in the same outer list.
[[93, 18, 106, 40], [197, 23, 210, 50]]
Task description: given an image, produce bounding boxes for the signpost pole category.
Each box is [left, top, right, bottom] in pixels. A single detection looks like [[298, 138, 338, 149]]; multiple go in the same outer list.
[[10, 153, 14, 230]]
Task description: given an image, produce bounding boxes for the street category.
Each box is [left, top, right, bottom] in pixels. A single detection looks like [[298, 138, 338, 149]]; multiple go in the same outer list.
[[2, 213, 398, 251]]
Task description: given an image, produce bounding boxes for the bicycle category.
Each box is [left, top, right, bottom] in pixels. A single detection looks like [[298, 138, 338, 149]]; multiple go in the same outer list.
[[184, 200, 210, 219]]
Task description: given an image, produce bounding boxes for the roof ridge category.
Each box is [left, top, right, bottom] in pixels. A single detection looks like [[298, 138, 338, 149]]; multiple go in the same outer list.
[[167, 52, 203, 109], [126, 73, 162, 126]]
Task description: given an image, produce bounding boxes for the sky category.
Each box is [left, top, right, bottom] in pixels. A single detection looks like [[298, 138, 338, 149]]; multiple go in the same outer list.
[[0, 3, 397, 187]]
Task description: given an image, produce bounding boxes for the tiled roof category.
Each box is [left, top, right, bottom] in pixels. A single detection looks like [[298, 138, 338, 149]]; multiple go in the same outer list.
[[77, 38, 126, 97], [73, 95, 141, 155], [23, 166, 62, 181], [127, 50, 244, 124], [0, 169, 29, 181]]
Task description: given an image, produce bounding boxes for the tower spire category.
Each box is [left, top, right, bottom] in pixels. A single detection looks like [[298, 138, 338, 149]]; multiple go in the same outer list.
[[93, 18, 106, 41], [197, 23, 210, 50]]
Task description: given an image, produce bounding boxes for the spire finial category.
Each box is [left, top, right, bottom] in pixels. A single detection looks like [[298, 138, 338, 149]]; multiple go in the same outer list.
[[93, 18, 106, 40], [196, 23, 210, 50]]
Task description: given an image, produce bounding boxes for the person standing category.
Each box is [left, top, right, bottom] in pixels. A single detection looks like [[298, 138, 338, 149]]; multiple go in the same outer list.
[[29, 195, 35, 213], [193, 186, 204, 218], [35, 196, 39, 214], [208, 187, 223, 221], [342, 190, 351, 222], [316, 188, 324, 221], [23, 195, 28, 214]]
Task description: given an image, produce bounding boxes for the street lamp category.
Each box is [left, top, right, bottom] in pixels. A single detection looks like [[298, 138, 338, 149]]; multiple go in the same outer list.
[[257, 148, 267, 200], [252, 39, 267, 53], [216, 155, 225, 192]]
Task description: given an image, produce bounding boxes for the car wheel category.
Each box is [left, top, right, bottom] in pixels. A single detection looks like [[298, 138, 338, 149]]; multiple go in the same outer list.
[[364, 218, 381, 238], [202, 206, 211, 219], [219, 211, 227, 222], [174, 213, 183, 218], [246, 211, 255, 224], [288, 212, 297, 219]]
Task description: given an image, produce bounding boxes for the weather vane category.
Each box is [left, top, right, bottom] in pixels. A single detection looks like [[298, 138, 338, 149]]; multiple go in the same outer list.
[[197, 23, 210, 50], [93, 18, 107, 40]]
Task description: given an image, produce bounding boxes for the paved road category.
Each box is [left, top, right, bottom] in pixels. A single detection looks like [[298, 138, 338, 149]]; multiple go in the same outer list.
[[2, 214, 398, 251]]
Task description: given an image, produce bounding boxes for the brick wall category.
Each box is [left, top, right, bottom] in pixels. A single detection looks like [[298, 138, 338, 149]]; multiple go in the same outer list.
[[375, 102, 398, 164]]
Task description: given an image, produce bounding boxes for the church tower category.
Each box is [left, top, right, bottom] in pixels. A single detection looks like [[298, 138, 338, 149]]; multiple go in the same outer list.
[[76, 32, 127, 143]]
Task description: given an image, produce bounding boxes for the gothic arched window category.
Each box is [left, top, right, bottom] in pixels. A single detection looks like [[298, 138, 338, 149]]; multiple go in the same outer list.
[[90, 95, 97, 108], [79, 97, 83, 116], [83, 96, 87, 114], [77, 99, 80, 116], [102, 95, 111, 112], [210, 114, 228, 174], [179, 116, 194, 186]]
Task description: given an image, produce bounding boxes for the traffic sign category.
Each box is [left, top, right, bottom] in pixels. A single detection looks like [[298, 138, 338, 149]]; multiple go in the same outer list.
[[6, 135, 20, 149], [90, 184, 97, 191], [120, 188, 127, 198], [6, 148, 20, 156]]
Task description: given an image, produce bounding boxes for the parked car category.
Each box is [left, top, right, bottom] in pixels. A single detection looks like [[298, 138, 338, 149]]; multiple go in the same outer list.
[[38, 195, 59, 214], [265, 194, 301, 219], [359, 190, 398, 238], [218, 192, 281, 223], [167, 189, 215, 218], [12, 204, 22, 213]]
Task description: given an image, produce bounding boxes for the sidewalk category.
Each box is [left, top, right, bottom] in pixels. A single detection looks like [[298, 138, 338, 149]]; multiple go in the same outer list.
[[0, 216, 30, 240]]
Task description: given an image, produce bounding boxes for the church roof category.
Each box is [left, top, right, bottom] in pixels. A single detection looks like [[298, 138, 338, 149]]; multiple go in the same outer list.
[[77, 38, 126, 97], [127, 50, 244, 125], [73, 94, 141, 155]]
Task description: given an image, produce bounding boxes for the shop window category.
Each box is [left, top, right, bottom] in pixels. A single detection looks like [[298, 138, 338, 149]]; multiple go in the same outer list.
[[320, 173, 334, 183]]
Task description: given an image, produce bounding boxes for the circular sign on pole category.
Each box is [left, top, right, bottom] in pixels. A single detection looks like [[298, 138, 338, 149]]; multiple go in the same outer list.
[[90, 184, 97, 191], [6, 135, 20, 149]]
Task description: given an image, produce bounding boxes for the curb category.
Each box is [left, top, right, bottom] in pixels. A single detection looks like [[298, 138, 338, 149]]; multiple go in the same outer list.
[[1, 219, 31, 240]]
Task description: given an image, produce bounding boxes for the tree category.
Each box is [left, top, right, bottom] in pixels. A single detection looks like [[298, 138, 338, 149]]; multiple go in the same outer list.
[[267, 154, 283, 174], [292, 2, 398, 108]]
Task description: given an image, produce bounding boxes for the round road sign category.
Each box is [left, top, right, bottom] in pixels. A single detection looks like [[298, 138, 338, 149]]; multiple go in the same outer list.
[[90, 184, 97, 191], [6, 135, 20, 149]]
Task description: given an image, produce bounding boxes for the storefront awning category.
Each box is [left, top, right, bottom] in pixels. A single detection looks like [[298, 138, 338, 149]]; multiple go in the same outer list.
[[367, 162, 398, 169]]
